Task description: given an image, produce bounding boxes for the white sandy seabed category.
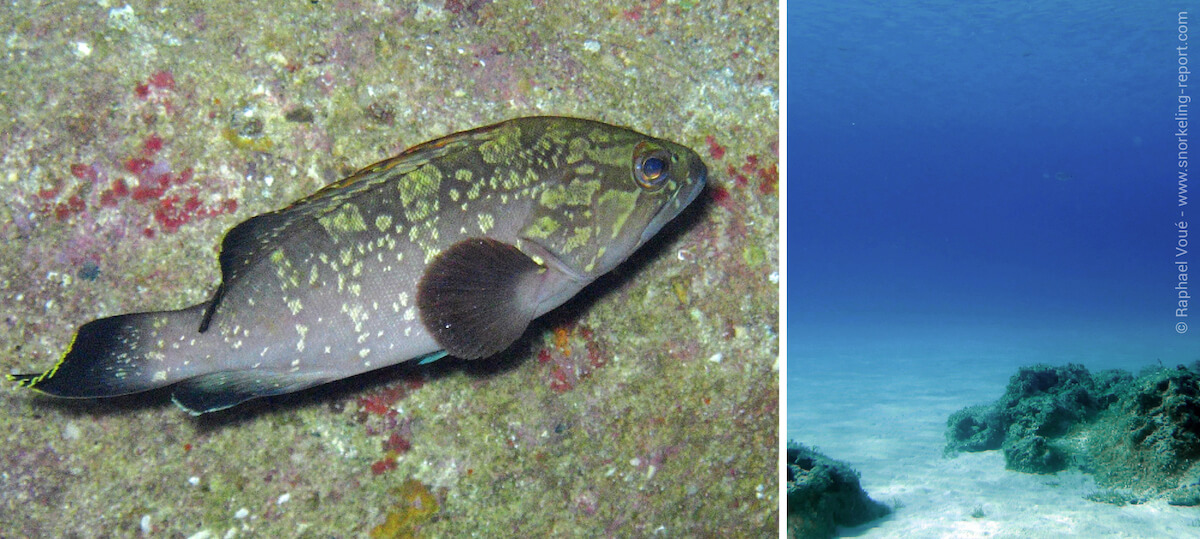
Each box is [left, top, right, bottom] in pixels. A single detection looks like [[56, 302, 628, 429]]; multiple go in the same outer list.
[[788, 324, 1200, 538]]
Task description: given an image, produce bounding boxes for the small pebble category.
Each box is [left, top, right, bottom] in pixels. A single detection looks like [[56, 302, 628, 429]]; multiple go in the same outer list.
[[77, 263, 101, 281], [107, 5, 137, 31]]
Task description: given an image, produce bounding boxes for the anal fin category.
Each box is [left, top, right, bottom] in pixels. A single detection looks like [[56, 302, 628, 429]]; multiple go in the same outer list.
[[171, 370, 328, 415]]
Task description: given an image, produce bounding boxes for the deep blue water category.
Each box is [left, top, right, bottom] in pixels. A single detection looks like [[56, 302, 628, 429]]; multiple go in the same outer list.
[[789, 1, 1196, 370]]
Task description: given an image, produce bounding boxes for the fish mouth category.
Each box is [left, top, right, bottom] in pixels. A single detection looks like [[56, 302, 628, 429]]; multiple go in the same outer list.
[[639, 158, 707, 245]]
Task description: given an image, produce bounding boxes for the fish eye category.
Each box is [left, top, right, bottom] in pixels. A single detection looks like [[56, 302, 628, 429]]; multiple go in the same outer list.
[[642, 157, 664, 179], [633, 142, 671, 190]]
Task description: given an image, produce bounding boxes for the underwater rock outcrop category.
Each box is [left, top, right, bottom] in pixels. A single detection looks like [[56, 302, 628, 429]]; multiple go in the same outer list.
[[786, 441, 891, 539], [945, 363, 1200, 504]]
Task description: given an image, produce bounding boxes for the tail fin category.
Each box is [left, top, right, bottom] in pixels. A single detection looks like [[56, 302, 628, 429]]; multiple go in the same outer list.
[[9, 305, 207, 399]]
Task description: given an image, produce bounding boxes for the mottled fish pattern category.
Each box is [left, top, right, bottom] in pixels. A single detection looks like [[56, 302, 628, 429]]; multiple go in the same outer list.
[[10, 116, 707, 414]]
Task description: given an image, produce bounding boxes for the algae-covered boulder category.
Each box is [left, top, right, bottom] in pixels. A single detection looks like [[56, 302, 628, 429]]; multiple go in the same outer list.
[[946, 363, 1200, 502], [1086, 366, 1200, 500], [946, 364, 1125, 473], [1121, 367, 1200, 463], [996, 364, 1110, 473], [995, 364, 1113, 440], [945, 404, 1004, 453], [786, 441, 890, 539], [1002, 433, 1066, 474]]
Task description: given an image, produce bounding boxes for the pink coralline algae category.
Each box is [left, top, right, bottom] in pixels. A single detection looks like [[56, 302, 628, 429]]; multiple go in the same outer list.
[[36, 69, 240, 239]]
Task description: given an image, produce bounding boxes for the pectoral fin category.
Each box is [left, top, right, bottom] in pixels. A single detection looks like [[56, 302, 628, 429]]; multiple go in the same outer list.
[[417, 238, 544, 360]]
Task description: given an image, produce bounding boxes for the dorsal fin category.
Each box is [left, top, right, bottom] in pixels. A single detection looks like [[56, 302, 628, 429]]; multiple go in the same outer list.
[[199, 210, 293, 331]]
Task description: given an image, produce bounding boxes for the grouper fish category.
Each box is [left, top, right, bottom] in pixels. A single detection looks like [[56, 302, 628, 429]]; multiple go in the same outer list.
[[10, 116, 707, 414]]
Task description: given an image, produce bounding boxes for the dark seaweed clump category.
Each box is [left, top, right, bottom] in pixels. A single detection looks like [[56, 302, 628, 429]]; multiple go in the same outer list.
[[786, 441, 890, 539], [945, 363, 1200, 503]]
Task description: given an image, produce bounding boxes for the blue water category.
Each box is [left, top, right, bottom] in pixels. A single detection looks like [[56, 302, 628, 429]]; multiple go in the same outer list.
[[790, 1, 1196, 376], [787, 1, 1199, 535]]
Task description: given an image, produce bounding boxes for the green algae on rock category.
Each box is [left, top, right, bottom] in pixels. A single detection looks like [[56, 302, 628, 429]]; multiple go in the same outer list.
[[946, 363, 1200, 503], [10, 116, 707, 415], [787, 441, 892, 539]]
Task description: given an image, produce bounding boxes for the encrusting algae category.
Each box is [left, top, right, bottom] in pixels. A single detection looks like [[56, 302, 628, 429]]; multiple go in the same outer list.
[[370, 479, 440, 539]]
